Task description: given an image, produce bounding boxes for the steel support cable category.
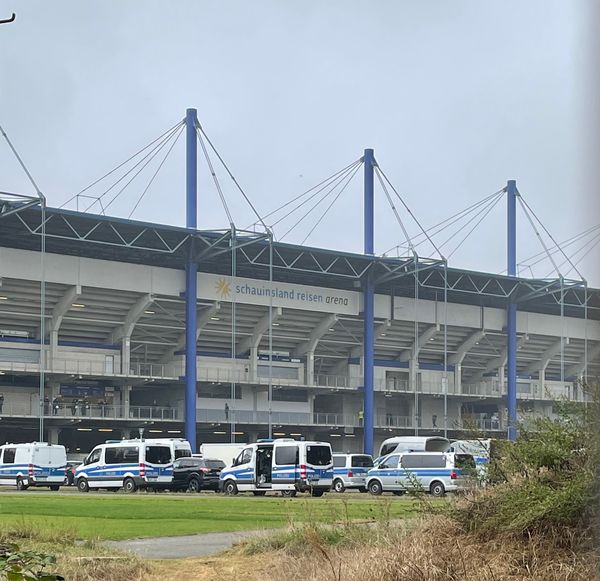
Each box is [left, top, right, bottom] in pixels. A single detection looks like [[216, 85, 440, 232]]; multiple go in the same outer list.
[[255, 158, 363, 224], [375, 167, 417, 258], [436, 190, 504, 252], [270, 160, 362, 229], [516, 191, 585, 280], [444, 191, 506, 259], [279, 162, 362, 241], [554, 230, 600, 278], [196, 124, 268, 233], [128, 124, 185, 219], [84, 123, 184, 213], [195, 127, 234, 227], [60, 120, 184, 209], [516, 224, 600, 272], [382, 188, 506, 256], [300, 162, 362, 245], [377, 166, 444, 259], [515, 195, 562, 278], [100, 126, 184, 215]]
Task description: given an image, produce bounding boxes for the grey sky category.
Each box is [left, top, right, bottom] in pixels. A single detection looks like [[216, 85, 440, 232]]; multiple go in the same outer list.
[[1, 1, 598, 285]]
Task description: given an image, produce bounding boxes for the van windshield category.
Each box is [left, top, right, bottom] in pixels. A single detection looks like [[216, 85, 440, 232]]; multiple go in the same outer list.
[[455, 454, 476, 472], [351, 455, 373, 468], [306, 445, 331, 466], [380, 443, 397, 457]]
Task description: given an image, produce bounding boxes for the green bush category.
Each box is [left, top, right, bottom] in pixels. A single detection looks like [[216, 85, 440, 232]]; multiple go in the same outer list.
[[0, 543, 63, 581], [453, 382, 599, 544]]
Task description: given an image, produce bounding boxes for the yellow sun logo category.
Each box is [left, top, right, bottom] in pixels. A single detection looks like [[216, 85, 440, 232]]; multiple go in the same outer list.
[[215, 278, 231, 299]]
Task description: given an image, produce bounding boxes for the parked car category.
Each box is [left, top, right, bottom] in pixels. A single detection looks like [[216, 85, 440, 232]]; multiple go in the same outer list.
[[172, 457, 225, 492], [332, 453, 373, 492], [65, 462, 82, 486]]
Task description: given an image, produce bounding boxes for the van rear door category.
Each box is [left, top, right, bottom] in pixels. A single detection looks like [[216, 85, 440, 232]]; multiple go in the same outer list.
[[272, 443, 299, 490], [304, 444, 333, 487], [144, 445, 172, 483]]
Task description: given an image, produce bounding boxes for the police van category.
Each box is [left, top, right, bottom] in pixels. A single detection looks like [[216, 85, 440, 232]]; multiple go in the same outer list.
[[219, 439, 333, 497], [332, 453, 373, 493], [0, 442, 67, 491], [366, 451, 475, 497], [446, 439, 491, 481], [75, 438, 192, 492]]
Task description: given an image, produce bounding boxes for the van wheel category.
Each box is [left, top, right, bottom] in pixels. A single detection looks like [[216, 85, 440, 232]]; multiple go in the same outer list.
[[430, 481, 445, 497], [224, 480, 238, 495], [16, 477, 28, 491], [358, 487, 368, 493], [123, 478, 138, 493], [392, 491, 405, 496], [50, 485, 60, 491], [311, 489, 325, 497], [281, 490, 297, 498], [333, 479, 345, 493], [368, 480, 383, 496], [252, 491, 266, 496], [187, 478, 201, 493], [77, 478, 89, 493]]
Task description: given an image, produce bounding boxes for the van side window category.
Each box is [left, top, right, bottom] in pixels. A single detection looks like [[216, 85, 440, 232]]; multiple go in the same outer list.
[[235, 448, 252, 466], [86, 448, 101, 465], [333, 456, 346, 468], [105, 448, 121, 464], [401, 454, 445, 469], [174, 449, 191, 459], [275, 446, 299, 466], [122, 447, 139, 463], [2, 448, 16, 464], [380, 455, 399, 469]]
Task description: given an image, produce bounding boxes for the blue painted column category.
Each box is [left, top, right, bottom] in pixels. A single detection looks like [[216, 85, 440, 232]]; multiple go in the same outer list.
[[363, 149, 375, 455], [185, 108, 198, 451], [506, 179, 517, 441]]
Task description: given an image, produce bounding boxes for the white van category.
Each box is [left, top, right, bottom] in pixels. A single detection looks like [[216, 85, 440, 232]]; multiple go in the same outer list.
[[199, 442, 247, 465], [366, 451, 475, 497], [377, 436, 450, 461], [0, 442, 67, 491], [219, 439, 333, 497], [75, 438, 192, 493], [332, 453, 373, 493]]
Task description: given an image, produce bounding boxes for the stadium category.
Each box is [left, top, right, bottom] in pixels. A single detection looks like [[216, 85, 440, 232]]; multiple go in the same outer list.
[[0, 111, 598, 456]]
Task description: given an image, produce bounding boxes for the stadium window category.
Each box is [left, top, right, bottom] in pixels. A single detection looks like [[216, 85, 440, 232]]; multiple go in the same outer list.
[[199, 384, 242, 399], [257, 365, 299, 380], [272, 388, 307, 402]]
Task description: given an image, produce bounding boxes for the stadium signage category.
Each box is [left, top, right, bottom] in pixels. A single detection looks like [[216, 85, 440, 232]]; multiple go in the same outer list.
[[198, 273, 359, 315]]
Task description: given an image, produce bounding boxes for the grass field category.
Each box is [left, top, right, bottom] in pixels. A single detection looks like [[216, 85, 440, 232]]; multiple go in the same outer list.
[[0, 493, 417, 540]]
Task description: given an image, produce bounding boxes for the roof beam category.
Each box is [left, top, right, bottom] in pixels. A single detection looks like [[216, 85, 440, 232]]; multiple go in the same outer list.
[[398, 324, 439, 362], [236, 307, 283, 356], [448, 330, 485, 365], [293, 313, 338, 357], [109, 293, 153, 343], [523, 338, 569, 376], [42, 284, 81, 338], [565, 342, 600, 378], [160, 301, 221, 362], [350, 319, 391, 358], [471, 334, 529, 382]]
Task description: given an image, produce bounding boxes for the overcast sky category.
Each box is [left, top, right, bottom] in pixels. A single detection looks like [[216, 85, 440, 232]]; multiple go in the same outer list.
[[1, 1, 598, 285]]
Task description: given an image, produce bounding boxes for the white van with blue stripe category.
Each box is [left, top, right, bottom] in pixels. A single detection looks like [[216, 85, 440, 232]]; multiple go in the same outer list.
[[332, 453, 373, 493], [75, 438, 191, 493], [366, 451, 475, 497], [219, 439, 333, 497], [0, 442, 67, 491]]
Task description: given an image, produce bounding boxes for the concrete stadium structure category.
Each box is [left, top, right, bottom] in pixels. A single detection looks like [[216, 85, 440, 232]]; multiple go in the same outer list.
[[0, 204, 598, 455]]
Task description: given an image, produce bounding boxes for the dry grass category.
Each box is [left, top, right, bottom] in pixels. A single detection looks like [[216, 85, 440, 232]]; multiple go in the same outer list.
[[249, 517, 599, 581]]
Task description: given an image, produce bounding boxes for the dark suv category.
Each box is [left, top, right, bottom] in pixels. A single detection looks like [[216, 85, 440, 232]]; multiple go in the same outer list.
[[172, 457, 225, 492]]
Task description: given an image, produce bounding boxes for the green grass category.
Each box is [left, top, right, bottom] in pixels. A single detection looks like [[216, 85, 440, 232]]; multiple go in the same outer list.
[[0, 493, 418, 540]]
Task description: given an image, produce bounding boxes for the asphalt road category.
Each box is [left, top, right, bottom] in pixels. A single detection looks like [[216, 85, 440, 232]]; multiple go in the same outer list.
[[103, 529, 272, 559]]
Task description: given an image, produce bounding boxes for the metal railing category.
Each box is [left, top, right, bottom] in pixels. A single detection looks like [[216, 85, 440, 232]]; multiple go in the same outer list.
[[0, 402, 179, 421]]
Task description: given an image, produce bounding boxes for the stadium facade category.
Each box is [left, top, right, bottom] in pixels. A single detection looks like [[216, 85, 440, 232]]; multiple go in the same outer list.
[[0, 203, 598, 456]]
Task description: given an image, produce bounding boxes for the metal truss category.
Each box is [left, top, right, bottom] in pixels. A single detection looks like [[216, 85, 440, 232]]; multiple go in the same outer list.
[[0, 191, 41, 219]]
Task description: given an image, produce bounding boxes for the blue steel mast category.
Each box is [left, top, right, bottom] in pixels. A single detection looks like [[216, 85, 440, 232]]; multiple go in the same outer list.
[[185, 108, 198, 451], [363, 149, 375, 455], [506, 179, 517, 441]]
